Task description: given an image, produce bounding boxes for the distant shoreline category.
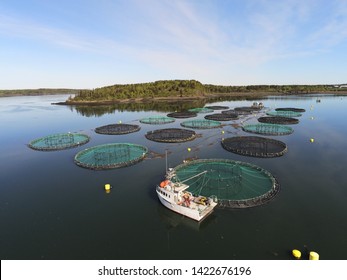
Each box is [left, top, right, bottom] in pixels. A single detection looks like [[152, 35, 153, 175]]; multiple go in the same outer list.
[[2, 88, 347, 103], [53, 90, 347, 105], [0, 89, 79, 98]]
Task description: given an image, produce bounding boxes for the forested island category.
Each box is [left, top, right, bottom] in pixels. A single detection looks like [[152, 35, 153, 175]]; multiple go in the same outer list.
[[62, 80, 346, 104], [2, 80, 346, 103]]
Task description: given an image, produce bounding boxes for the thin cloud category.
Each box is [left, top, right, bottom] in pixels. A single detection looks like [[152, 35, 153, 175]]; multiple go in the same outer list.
[[308, 8, 347, 47], [1, 0, 346, 87], [0, 14, 95, 51]]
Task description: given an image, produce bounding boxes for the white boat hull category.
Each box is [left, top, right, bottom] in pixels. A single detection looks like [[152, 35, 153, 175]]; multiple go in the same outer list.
[[156, 186, 217, 222]]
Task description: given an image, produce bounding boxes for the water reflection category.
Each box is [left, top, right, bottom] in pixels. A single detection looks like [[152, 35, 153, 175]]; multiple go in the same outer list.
[[157, 203, 216, 232], [63, 93, 347, 117], [63, 96, 255, 116], [2, 94, 347, 260]]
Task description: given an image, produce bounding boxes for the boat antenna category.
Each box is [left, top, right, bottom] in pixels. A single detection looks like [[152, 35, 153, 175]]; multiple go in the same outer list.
[[165, 149, 168, 172]]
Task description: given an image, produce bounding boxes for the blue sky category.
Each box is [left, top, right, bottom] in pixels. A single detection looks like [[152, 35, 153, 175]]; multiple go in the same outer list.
[[1, 0, 347, 89]]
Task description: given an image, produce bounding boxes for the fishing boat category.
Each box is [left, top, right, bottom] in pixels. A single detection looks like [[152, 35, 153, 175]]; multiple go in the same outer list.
[[156, 168, 218, 221]]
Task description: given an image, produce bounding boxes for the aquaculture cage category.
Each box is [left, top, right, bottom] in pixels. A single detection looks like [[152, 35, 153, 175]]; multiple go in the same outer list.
[[275, 107, 306, 112], [74, 143, 148, 170], [188, 107, 214, 114], [242, 123, 293, 135], [266, 111, 302, 118], [258, 116, 299, 125], [167, 111, 197, 118], [205, 105, 229, 110], [204, 113, 239, 121], [235, 106, 261, 112], [221, 109, 245, 116], [145, 128, 196, 143], [221, 136, 287, 158], [95, 123, 140, 135], [171, 159, 279, 208], [223, 109, 247, 116], [181, 119, 222, 129], [28, 133, 90, 151], [139, 116, 175, 125]]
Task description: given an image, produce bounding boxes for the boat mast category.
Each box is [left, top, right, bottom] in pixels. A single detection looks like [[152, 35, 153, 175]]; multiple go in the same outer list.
[[165, 149, 168, 172]]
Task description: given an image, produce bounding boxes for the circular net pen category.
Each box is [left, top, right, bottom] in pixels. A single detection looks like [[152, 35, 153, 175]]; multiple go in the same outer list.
[[205, 113, 239, 121], [258, 116, 299, 125], [221, 136, 287, 158], [205, 105, 229, 110], [181, 119, 222, 129], [225, 109, 249, 116], [95, 124, 140, 135], [28, 133, 90, 151], [267, 111, 302, 118], [275, 107, 306, 113], [235, 106, 261, 112], [74, 143, 148, 170], [145, 128, 196, 143], [222, 109, 248, 116], [139, 116, 175, 125], [167, 111, 197, 119], [188, 107, 214, 114], [171, 159, 279, 208], [242, 123, 293, 135]]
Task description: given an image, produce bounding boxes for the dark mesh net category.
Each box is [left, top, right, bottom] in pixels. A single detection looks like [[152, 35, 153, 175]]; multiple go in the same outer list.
[[222, 136, 287, 158], [95, 124, 140, 135], [275, 107, 306, 112], [205, 106, 229, 110], [205, 113, 238, 121], [167, 111, 197, 118], [258, 116, 299, 125], [145, 128, 196, 143]]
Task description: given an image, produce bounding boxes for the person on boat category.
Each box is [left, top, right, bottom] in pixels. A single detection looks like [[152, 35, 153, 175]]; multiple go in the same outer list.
[[183, 193, 191, 207]]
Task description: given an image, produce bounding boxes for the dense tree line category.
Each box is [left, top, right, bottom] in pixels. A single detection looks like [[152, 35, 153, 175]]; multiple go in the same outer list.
[[203, 84, 337, 94], [0, 88, 79, 97], [70, 80, 344, 102], [72, 80, 205, 101], [2, 80, 344, 99]]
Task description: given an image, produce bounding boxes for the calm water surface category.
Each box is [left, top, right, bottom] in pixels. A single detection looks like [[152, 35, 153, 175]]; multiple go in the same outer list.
[[1, 94, 347, 260]]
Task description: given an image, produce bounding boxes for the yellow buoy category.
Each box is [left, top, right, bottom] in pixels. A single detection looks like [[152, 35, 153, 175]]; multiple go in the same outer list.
[[187, 148, 191, 152], [104, 184, 111, 191], [292, 249, 302, 259], [118, 120, 122, 124], [221, 130, 225, 134], [310, 138, 314, 143], [309, 251, 319, 260]]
